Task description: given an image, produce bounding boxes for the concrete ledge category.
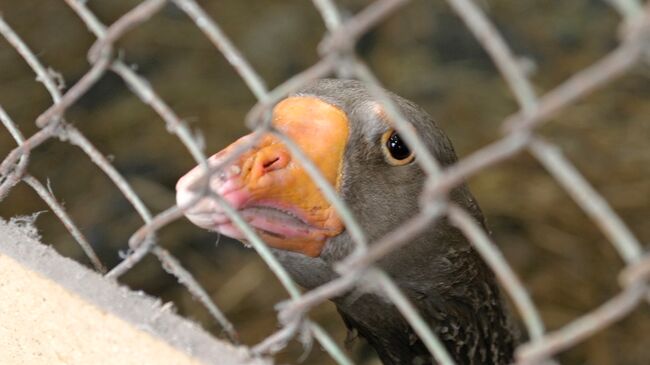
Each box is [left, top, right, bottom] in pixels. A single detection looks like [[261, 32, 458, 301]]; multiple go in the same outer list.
[[0, 218, 270, 365]]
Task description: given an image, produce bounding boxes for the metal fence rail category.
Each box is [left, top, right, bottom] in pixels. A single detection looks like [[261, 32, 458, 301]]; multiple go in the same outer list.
[[1, 1, 649, 364]]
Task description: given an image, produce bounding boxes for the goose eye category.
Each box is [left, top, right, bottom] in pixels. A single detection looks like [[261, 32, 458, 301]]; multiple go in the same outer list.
[[381, 130, 415, 165]]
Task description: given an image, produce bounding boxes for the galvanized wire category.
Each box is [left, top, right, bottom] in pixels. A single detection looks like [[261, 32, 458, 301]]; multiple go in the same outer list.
[[1, 0, 648, 364]]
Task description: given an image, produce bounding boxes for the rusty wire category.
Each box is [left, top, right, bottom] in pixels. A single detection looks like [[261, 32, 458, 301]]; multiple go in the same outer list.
[[1, 1, 649, 364]]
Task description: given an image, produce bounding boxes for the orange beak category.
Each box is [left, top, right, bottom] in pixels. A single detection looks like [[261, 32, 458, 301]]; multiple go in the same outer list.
[[176, 96, 349, 257]]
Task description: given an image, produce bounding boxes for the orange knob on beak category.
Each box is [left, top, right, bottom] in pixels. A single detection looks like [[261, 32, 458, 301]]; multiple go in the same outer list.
[[176, 96, 349, 257]]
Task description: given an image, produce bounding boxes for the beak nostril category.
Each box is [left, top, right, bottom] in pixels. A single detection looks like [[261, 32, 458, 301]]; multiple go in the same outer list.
[[263, 157, 281, 170]]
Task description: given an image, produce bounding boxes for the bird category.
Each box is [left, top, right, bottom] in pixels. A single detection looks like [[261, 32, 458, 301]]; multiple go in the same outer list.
[[175, 79, 517, 364]]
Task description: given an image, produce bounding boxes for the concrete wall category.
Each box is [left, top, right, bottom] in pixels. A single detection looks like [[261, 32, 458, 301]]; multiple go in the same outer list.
[[0, 218, 270, 365]]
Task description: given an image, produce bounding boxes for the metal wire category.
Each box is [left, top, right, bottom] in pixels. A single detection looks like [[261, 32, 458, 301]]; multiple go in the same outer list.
[[1, 0, 648, 364]]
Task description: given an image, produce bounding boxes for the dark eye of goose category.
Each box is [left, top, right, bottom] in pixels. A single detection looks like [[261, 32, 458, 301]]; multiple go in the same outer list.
[[381, 130, 415, 165]]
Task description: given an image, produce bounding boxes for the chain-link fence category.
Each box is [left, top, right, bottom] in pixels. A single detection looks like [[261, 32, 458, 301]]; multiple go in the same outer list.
[[1, 0, 649, 364]]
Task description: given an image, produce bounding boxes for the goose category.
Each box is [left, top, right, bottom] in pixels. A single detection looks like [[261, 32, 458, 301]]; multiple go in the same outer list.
[[176, 79, 516, 364]]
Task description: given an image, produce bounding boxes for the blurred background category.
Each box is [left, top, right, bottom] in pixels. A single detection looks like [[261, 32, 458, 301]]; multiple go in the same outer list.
[[0, 1, 648, 364]]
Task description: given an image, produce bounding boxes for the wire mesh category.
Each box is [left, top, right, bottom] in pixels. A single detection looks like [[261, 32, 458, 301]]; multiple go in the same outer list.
[[1, 0, 649, 364]]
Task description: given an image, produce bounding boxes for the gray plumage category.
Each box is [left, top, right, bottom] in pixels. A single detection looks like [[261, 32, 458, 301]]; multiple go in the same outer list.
[[272, 79, 517, 364]]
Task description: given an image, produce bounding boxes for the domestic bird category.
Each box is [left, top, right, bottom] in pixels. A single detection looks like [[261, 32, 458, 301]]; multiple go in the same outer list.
[[176, 79, 516, 364]]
